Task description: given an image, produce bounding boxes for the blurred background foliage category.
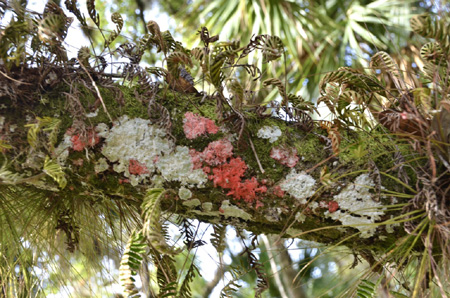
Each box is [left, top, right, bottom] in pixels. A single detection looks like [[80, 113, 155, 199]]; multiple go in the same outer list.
[[99, 0, 431, 100]]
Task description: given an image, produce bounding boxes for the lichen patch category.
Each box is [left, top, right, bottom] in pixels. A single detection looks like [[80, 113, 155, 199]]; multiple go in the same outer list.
[[280, 170, 316, 204], [324, 174, 384, 238]]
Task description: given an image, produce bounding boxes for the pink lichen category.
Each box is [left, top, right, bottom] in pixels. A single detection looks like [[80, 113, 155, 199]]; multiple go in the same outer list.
[[119, 178, 130, 184], [188, 136, 265, 204], [328, 201, 339, 213], [255, 200, 265, 209], [272, 185, 285, 198], [227, 177, 267, 203], [208, 157, 266, 203], [129, 159, 149, 175], [68, 129, 100, 152], [183, 112, 219, 139], [189, 139, 233, 169], [209, 157, 247, 189], [189, 149, 204, 169], [270, 146, 299, 168], [202, 139, 233, 166]]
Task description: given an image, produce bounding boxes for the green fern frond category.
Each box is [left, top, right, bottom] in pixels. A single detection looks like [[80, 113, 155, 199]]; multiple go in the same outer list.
[[77, 46, 91, 67], [147, 21, 168, 53], [146, 66, 168, 78], [142, 188, 163, 234], [240, 34, 284, 63], [167, 51, 193, 78], [263, 78, 287, 104], [0, 140, 12, 150], [356, 279, 376, 298], [210, 48, 238, 87], [420, 42, 447, 67], [178, 263, 201, 298], [38, 14, 70, 45], [339, 90, 368, 105], [41, 117, 61, 149], [0, 161, 24, 184], [87, 0, 100, 27], [410, 13, 450, 54], [191, 47, 205, 62], [261, 35, 284, 63], [64, 0, 87, 27], [142, 189, 180, 255], [120, 230, 147, 298], [210, 224, 226, 253], [161, 31, 184, 53], [370, 51, 402, 82], [25, 122, 40, 149], [228, 79, 244, 108], [320, 67, 384, 93], [288, 93, 319, 114], [220, 266, 243, 298], [155, 255, 178, 297], [25, 116, 61, 150], [43, 156, 67, 189], [105, 12, 123, 47]]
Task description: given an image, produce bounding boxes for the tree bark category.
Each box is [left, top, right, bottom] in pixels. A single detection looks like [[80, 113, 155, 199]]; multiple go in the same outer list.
[[0, 73, 412, 259]]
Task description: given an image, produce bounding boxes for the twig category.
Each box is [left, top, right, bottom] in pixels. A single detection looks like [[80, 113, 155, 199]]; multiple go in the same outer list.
[[0, 70, 33, 85], [249, 138, 264, 174], [77, 58, 114, 123]]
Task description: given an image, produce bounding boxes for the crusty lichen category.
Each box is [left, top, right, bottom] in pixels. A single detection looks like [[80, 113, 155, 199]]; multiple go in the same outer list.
[[257, 125, 282, 143], [280, 170, 316, 204], [99, 115, 207, 187], [324, 174, 385, 238]]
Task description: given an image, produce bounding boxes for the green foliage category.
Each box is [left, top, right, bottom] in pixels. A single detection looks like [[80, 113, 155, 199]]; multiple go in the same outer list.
[[210, 224, 227, 253], [120, 230, 147, 297], [25, 116, 61, 150], [43, 156, 67, 189], [178, 262, 201, 298], [142, 188, 180, 255], [220, 266, 243, 298], [105, 12, 123, 47]]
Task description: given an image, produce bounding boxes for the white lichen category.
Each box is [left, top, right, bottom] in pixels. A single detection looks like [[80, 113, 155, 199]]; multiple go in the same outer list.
[[86, 109, 99, 118], [94, 158, 109, 173], [257, 125, 282, 143], [178, 186, 192, 200], [202, 202, 213, 212], [265, 208, 282, 222], [324, 174, 385, 238], [280, 170, 316, 204], [295, 212, 306, 223], [385, 215, 400, 233], [220, 200, 252, 221], [54, 134, 72, 165], [182, 199, 201, 208], [101, 116, 172, 174], [100, 116, 207, 186], [95, 123, 110, 138], [157, 146, 207, 186]]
